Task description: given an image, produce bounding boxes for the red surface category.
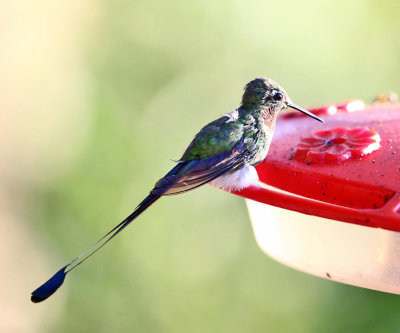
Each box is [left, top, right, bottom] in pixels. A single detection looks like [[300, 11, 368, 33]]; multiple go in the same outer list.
[[281, 98, 365, 119], [282, 104, 338, 119], [228, 103, 400, 232]]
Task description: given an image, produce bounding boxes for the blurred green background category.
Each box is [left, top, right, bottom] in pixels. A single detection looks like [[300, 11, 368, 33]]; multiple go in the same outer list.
[[2, 0, 400, 332]]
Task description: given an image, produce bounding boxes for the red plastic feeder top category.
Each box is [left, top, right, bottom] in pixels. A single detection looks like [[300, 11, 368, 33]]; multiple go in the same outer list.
[[230, 101, 400, 231]]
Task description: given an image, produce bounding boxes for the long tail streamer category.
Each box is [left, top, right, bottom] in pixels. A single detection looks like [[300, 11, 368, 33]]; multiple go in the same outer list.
[[31, 194, 160, 303]]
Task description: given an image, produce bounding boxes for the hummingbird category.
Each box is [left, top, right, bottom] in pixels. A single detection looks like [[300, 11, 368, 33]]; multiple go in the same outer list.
[[31, 77, 324, 303]]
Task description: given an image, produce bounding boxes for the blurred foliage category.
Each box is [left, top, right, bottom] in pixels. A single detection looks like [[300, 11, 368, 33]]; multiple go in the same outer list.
[[24, 0, 400, 332]]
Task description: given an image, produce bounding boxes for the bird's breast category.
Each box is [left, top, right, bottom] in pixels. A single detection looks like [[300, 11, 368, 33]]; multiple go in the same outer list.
[[249, 123, 273, 164]]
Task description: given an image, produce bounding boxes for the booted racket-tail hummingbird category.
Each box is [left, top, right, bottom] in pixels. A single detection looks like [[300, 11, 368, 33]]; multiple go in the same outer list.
[[31, 77, 324, 303]]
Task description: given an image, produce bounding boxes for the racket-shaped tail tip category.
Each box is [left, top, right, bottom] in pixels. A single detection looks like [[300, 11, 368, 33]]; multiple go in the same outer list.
[[31, 265, 68, 303]]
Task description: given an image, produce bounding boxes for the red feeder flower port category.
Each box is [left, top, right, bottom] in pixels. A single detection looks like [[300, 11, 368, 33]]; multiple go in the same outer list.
[[222, 99, 400, 294], [293, 127, 381, 163]]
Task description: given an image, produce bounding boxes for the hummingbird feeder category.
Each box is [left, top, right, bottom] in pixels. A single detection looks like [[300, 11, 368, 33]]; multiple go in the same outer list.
[[227, 99, 400, 294]]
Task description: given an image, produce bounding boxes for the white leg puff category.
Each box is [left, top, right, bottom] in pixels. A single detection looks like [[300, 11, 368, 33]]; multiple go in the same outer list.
[[210, 165, 259, 191]]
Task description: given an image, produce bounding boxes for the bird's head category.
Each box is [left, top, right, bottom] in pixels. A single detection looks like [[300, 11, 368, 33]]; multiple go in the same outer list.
[[242, 77, 324, 122]]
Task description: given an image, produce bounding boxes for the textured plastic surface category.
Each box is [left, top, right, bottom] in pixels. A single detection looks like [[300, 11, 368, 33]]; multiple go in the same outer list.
[[229, 103, 400, 231]]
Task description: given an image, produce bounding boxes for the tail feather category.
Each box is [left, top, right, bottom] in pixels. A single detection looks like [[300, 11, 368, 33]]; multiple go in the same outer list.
[[31, 193, 160, 303], [65, 193, 161, 274]]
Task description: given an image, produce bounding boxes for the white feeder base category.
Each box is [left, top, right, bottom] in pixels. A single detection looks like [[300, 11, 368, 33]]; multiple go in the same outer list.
[[246, 199, 400, 294]]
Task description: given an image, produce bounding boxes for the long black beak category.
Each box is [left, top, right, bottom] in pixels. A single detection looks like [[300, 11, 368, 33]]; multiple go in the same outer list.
[[287, 103, 325, 123]]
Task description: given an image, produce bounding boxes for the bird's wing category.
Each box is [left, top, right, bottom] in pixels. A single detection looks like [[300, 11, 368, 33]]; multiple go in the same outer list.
[[180, 110, 244, 161], [152, 141, 248, 196]]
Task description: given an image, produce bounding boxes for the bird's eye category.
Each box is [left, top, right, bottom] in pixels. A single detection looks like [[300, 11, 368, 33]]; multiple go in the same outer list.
[[273, 92, 284, 102]]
